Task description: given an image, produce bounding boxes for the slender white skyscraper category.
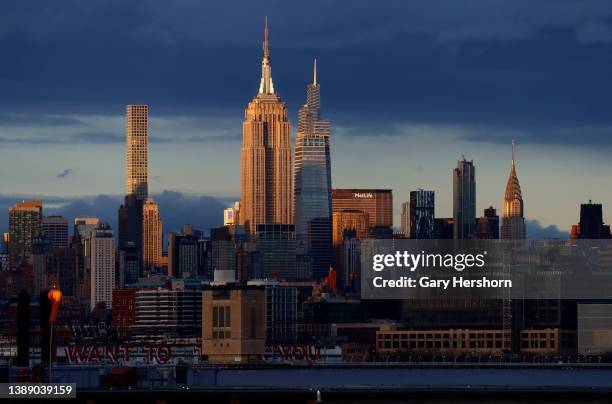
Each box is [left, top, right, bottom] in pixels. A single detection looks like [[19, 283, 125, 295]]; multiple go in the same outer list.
[[294, 59, 333, 278]]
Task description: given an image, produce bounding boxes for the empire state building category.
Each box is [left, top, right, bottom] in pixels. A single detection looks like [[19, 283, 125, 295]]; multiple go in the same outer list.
[[240, 18, 293, 232], [501, 140, 526, 239]]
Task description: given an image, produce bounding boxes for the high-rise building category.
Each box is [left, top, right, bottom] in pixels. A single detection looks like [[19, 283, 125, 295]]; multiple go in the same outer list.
[[572, 201, 611, 239], [247, 280, 298, 344], [126, 105, 148, 200], [142, 198, 162, 270], [131, 288, 202, 343], [240, 18, 292, 233], [400, 202, 410, 238], [294, 59, 333, 279], [332, 210, 370, 247], [476, 206, 500, 239], [501, 141, 526, 239], [434, 218, 454, 239], [256, 224, 296, 280], [90, 225, 115, 311], [453, 158, 476, 239], [332, 189, 393, 229], [74, 216, 100, 240], [168, 232, 199, 278], [8, 199, 43, 268], [119, 105, 149, 268], [42, 215, 69, 249], [410, 190, 435, 239]]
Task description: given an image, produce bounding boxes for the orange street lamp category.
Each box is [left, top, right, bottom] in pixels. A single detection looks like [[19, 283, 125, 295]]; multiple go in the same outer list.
[[47, 283, 62, 382]]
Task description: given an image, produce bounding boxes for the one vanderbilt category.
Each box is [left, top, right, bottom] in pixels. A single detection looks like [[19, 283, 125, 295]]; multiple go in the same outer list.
[[372, 251, 487, 272]]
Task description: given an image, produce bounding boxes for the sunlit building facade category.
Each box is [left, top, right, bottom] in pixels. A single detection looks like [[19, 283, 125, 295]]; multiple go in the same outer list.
[[241, 19, 292, 233], [142, 198, 162, 270], [501, 141, 526, 239], [8, 199, 43, 268]]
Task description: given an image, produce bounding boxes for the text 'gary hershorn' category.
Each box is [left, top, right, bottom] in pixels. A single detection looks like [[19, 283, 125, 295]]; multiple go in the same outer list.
[[370, 250, 513, 290]]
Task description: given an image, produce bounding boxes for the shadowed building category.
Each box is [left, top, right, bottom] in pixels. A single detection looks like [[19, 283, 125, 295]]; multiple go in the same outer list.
[[409, 190, 435, 239], [241, 18, 292, 233], [42, 216, 69, 249], [453, 158, 476, 239], [501, 141, 526, 239]]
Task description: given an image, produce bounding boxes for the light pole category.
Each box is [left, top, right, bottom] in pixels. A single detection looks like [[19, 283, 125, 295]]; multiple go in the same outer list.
[[47, 284, 63, 382]]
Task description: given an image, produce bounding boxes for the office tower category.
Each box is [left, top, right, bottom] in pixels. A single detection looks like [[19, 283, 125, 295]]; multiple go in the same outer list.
[[294, 59, 333, 279], [332, 189, 393, 228], [453, 158, 476, 239], [247, 280, 298, 344], [256, 223, 296, 280], [126, 105, 149, 200], [401, 202, 410, 238], [8, 199, 43, 268], [210, 226, 237, 282], [501, 141, 526, 239], [332, 210, 370, 247], [74, 216, 100, 240], [410, 190, 435, 239], [119, 242, 140, 286], [573, 201, 611, 239], [131, 289, 202, 342], [142, 198, 162, 270], [476, 206, 500, 239], [240, 18, 293, 233], [42, 216, 69, 249], [168, 232, 199, 278], [202, 284, 266, 363], [90, 225, 115, 311]]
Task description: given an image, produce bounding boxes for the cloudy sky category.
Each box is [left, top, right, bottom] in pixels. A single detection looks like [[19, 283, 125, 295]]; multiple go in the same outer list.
[[2, 0, 612, 236]]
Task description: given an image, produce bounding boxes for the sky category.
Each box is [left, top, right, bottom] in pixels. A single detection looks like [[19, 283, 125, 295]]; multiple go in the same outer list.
[[2, 1, 612, 237]]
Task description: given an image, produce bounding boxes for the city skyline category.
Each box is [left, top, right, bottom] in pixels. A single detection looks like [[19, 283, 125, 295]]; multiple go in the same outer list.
[[3, 4, 612, 234]]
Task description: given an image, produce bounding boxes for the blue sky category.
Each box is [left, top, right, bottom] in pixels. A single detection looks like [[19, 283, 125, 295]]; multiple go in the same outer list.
[[2, 1, 612, 236]]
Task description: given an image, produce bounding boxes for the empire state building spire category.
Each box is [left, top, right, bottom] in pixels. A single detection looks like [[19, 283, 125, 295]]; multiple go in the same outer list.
[[501, 139, 526, 239], [258, 17, 275, 95]]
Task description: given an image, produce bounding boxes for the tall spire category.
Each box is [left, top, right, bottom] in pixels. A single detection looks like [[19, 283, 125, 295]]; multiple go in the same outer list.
[[313, 58, 317, 86], [258, 17, 275, 95], [511, 138, 515, 168]]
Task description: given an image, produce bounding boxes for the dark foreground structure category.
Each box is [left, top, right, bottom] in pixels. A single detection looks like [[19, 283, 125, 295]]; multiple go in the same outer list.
[[3, 364, 612, 403]]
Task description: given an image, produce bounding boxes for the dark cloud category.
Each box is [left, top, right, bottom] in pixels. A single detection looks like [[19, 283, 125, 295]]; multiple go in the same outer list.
[[0, 1, 610, 149], [526, 219, 569, 239], [56, 168, 74, 179]]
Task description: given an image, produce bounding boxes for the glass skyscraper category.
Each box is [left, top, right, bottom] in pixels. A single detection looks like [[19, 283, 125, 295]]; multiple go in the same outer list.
[[293, 60, 333, 279], [453, 157, 476, 240]]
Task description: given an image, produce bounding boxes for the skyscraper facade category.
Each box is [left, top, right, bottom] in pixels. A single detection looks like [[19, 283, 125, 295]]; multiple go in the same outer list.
[[501, 142, 526, 239], [453, 158, 476, 239], [126, 105, 149, 200], [240, 19, 292, 233], [8, 199, 43, 268], [142, 198, 162, 270], [410, 190, 435, 239], [90, 225, 115, 311], [401, 202, 410, 238], [42, 215, 69, 249], [294, 59, 333, 279], [575, 201, 611, 239], [332, 189, 393, 229]]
